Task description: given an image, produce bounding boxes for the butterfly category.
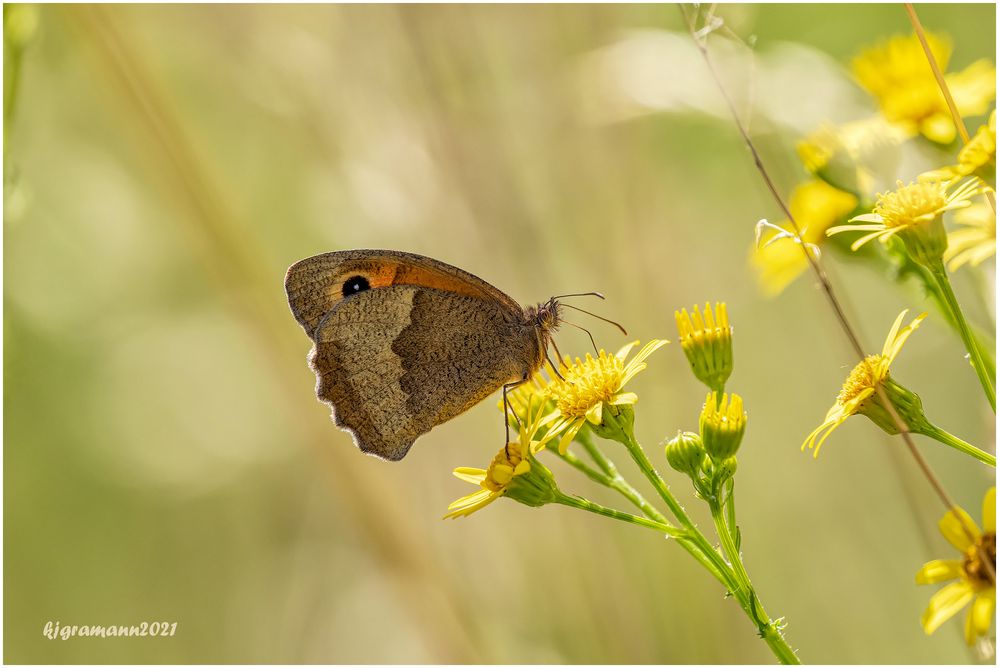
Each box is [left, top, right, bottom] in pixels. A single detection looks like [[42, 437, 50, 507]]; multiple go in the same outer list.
[[285, 249, 571, 461]]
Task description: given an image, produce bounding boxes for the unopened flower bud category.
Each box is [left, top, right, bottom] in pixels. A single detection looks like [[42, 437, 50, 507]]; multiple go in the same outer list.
[[665, 431, 706, 477]]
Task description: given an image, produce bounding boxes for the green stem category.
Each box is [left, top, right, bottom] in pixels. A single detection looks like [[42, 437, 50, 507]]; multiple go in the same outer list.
[[553, 491, 735, 605], [709, 501, 800, 665], [576, 428, 619, 477], [918, 422, 996, 467], [597, 409, 799, 664], [558, 433, 739, 591], [575, 429, 671, 525], [930, 263, 996, 410], [724, 478, 739, 547], [553, 492, 681, 536], [555, 447, 621, 486]]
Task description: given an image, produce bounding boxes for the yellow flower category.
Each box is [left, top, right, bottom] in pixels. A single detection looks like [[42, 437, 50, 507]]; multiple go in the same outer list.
[[752, 180, 858, 296], [852, 32, 996, 144], [916, 487, 996, 645], [803, 310, 926, 457], [829, 179, 978, 265], [675, 303, 733, 391], [924, 110, 997, 187], [700, 392, 746, 461], [499, 374, 553, 426], [945, 202, 996, 271], [445, 393, 560, 519], [798, 116, 909, 195], [547, 340, 667, 454]]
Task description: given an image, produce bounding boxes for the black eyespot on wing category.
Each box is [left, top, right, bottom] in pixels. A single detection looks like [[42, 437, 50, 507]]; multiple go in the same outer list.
[[342, 275, 370, 297]]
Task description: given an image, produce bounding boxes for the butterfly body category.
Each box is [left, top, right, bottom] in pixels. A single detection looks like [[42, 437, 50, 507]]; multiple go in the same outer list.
[[285, 250, 559, 460]]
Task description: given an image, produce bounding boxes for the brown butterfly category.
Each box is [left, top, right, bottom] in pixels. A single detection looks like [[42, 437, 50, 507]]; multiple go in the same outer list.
[[285, 249, 592, 461]]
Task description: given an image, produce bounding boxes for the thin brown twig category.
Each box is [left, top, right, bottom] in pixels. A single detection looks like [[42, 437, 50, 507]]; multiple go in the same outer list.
[[904, 4, 970, 144], [904, 4, 997, 215], [678, 5, 985, 548]]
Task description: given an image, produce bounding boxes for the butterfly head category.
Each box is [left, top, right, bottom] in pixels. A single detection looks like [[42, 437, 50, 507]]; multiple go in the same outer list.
[[528, 297, 563, 338]]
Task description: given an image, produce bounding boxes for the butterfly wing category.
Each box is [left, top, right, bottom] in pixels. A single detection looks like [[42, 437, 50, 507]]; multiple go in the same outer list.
[[285, 249, 521, 340], [309, 284, 539, 461]]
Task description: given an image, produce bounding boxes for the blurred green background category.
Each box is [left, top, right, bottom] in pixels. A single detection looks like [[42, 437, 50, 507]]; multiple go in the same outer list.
[[5, 4, 995, 663]]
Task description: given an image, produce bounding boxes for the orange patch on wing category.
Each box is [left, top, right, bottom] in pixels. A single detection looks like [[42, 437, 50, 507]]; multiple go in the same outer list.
[[328, 260, 493, 304]]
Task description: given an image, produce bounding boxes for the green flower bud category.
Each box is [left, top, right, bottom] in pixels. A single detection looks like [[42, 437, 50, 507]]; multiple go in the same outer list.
[[700, 392, 747, 461], [665, 431, 706, 477], [713, 456, 738, 487]]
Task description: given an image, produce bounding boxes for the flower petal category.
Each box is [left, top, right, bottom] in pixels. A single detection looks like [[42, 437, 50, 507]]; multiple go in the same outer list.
[[916, 559, 963, 584], [850, 228, 894, 251], [921, 581, 976, 635], [585, 401, 603, 425], [445, 488, 496, 516], [939, 506, 981, 552], [558, 420, 584, 455], [609, 392, 638, 406], [965, 588, 996, 645], [618, 363, 647, 388], [882, 310, 909, 356], [453, 468, 487, 484], [883, 312, 926, 362], [982, 487, 995, 533], [846, 213, 885, 224], [614, 341, 640, 362], [627, 339, 668, 368]]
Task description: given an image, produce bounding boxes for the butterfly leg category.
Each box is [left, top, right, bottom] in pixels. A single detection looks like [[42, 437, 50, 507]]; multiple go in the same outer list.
[[502, 374, 530, 457], [546, 338, 570, 383]]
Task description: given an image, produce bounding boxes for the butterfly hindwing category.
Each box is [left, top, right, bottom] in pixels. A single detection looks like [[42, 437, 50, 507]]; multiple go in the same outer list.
[[310, 284, 536, 460]]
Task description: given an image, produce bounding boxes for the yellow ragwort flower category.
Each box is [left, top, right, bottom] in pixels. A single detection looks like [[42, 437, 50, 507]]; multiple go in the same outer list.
[[829, 179, 978, 265], [945, 202, 996, 271], [852, 32, 996, 144], [547, 340, 667, 454], [802, 310, 926, 457], [924, 110, 997, 187], [916, 487, 996, 645], [445, 441, 534, 519], [752, 180, 858, 296], [446, 393, 559, 519], [675, 303, 733, 391]]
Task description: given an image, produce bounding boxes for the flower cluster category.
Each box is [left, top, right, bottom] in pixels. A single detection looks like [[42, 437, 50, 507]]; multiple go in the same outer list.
[[754, 30, 996, 296], [445, 339, 667, 517]]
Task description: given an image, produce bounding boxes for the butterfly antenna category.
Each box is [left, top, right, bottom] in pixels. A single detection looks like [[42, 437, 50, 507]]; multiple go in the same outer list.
[[561, 303, 628, 336], [552, 291, 605, 300], [561, 319, 599, 354]]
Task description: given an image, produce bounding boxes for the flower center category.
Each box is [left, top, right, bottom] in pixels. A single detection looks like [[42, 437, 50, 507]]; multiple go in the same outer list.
[[838, 355, 884, 404], [548, 352, 624, 418], [483, 442, 525, 492], [963, 531, 997, 587], [874, 181, 947, 229]]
